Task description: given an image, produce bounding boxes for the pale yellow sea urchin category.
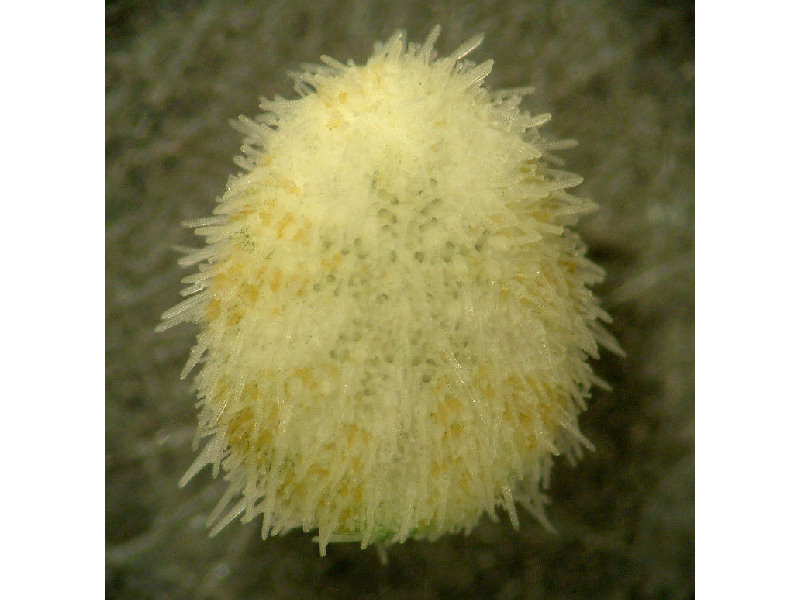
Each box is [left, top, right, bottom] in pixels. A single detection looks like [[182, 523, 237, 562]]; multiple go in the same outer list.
[[159, 27, 618, 556]]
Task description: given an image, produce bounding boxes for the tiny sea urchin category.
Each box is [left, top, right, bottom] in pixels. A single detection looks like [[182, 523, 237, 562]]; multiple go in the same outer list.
[[159, 27, 619, 555]]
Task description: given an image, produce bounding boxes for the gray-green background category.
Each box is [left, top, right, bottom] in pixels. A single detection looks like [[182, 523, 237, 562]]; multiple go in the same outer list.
[[106, 1, 693, 598]]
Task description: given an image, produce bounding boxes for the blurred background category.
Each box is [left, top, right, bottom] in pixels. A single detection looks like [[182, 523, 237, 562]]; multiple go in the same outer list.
[[105, 1, 693, 598]]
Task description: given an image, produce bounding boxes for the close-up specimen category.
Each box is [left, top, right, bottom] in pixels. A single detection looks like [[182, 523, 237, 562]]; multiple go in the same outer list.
[[106, 2, 693, 598], [158, 27, 620, 556]]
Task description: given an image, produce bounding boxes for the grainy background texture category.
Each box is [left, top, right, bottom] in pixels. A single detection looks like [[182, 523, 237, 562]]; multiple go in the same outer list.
[[105, 1, 694, 598]]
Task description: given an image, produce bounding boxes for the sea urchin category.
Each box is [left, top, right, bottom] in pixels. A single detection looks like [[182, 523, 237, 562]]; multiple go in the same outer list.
[[159, 27, 618, 556]]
